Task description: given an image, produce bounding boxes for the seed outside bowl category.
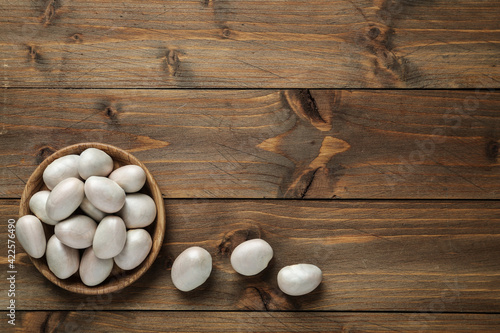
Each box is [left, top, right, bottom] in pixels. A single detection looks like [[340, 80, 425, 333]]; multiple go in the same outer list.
[[19, 143, 166, 295]]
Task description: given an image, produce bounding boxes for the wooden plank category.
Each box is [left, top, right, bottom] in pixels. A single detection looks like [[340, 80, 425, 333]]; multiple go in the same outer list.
[[0, 0, 498, 88], [5, 311, 500, 332], [1, 89, 499, 199], [2, 199, 500, 312]]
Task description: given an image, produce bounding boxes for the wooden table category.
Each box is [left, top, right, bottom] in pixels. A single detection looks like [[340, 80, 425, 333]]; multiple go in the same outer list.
[[1, 0, 499, 331]]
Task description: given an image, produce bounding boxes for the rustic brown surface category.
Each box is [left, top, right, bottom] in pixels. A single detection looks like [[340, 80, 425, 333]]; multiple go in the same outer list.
[[1, 0, 499, 330], [2, 199, 499, 312], [5, 311, 500, 332], [2, 89, 499, 199], [0, 0, 499, 88]]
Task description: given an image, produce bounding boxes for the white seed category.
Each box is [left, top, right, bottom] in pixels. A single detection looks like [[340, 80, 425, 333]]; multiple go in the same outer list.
[[43, 154, 80, 190], [46, 177, 84, 221], [80, 197, 107, 222], [171, 246, 212, 292], [78, 148, 114, 180], [118, 193, 156, 228], [54, 215, 97, 249], [93, 216, 127, 259], [108, 165, 146, 193], [230, 239, 273, 276], [84, 176, 125, 213], [29, 190, 58, 225], [277, 264, 323, 296], [114, 229, 152, 270], [46, 235, 79, 279], [79, 247, 114, 287], [16, 215, 46, 258]]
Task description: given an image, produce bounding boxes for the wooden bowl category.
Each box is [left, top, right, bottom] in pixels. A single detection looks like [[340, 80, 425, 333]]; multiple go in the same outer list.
[[19, 143, 166, 295]]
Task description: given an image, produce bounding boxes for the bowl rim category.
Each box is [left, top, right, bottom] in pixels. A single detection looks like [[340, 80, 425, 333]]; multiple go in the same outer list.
[[19, 142, 166, 295]]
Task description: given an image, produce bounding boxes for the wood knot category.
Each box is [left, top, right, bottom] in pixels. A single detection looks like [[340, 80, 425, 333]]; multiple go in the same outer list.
[[27, 45, 43, 64], [237, 285, 298, 310], [41, 0, 59, 26], [154, 253, 174, 270], [221, 27, 231, 38], [368, 27, 381, 40], [282, 89, 332, 131], [36, 146, 56, 164], [356, 25, 394, 54], [104, 106, 117, 118], [486, 140, 499, 161], [356, 23, 414, 86], [217, 223, 261, 256], [166, 49, 179, 66], [163, 49, 180, 76], [69, 33, 83, 43], [104, 106, 120, 124], [165, 256, 174, 269]]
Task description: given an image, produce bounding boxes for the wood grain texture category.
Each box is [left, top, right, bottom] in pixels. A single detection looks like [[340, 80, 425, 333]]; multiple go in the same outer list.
[[2, 0, 497, 331], [1, 89, 499, 199], [2, 199, 500, 312], [0, 0, 498, 88], [5, 311, 500, 332]]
